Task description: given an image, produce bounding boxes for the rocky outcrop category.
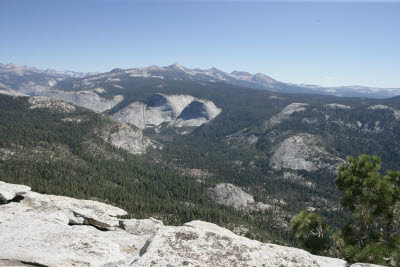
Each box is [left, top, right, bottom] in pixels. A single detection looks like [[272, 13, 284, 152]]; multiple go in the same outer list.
[[1, 198, 142, 266], [0, 181, 31, 203], [209, 183, 255, 210], [26, 191, 127, 229], [265, 103, 309, 127], [171, 100, 221, 127], [0, 181, 378, 267], [43, 90, 124, 113], [28, 96, 76, 113], [269, 134, 343, 171], [99, 120, 154, 155], [113, 93, 221, 129], [323, 103, 351, 109], [368, 104, 400, 120], [209, 183, 271, 211], [133, 220, 346, 267]]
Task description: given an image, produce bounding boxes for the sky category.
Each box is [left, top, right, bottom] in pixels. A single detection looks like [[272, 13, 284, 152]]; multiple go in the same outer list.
[[0, 0, 399, 88]]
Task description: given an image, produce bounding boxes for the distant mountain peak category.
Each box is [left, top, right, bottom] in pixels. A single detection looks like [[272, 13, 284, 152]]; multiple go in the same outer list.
[[5, 63, 18, 68], [168, 62, 186, 70], [110, 68, 125, 74], [231, 70, 252, 77], [2, 62, 400, 98]]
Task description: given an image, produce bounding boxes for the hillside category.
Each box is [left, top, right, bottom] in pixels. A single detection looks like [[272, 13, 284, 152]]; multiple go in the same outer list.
[[0, 94, 294, 245], [0, 63, 95, 95]]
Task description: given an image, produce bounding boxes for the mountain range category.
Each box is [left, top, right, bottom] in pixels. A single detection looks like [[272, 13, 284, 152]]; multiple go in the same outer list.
[[1, 62, 399, 98]]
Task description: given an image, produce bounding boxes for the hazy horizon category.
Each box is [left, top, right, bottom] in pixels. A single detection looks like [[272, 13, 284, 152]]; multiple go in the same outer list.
[[1, 0, 399, 88]]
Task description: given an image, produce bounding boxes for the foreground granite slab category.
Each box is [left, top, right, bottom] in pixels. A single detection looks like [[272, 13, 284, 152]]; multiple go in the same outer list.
[[0, 181, 375, 267]]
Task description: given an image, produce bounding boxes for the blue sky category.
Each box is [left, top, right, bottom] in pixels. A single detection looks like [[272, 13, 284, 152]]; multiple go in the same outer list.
[[1, 0, 399, 88]]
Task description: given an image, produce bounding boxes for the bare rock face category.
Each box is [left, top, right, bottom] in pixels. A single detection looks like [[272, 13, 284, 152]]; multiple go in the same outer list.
[[209, 183, 272, 211], [99, 121, 154, 155], [0, 181, 152, 267], [121, 218, 164, 235], [25, 191, 127, 229], [0, 199, 146, 267], [323, 103, 351, 109], [0, 63, 92, 95], [269, 134, 343, 171], [172, 100, 222, 127], [43, 90, 124, 113], [28, 96, 76, 113], [209, 183, 255, 209], [265, 103, 309, 127], [113, 93, 221, 129], [0, 181, 371, 267], [0, 181, 31, 203], [133, 220, 347, 267]]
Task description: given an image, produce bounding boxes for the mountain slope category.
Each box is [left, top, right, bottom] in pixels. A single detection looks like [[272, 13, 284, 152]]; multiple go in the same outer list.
[[49, 63, 400, 98], [0, 93, 296, 245], [0, 63, 95, 95], [2, 62, 399, 98]]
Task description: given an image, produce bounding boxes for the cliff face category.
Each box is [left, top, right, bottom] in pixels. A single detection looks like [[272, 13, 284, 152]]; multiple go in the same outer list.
[[0, 181, 373, 267], [112, 93, 221, 129]]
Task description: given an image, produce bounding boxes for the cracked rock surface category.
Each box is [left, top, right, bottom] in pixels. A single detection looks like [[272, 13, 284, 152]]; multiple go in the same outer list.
[[0, 181, 377, 267]]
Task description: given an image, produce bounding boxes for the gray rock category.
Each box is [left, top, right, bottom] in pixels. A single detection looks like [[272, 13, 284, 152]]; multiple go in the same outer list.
[[0, 63, 93, 95], [25, 191, 127, 229], [28, 96, 76, 113], [122, 218, 163, 236], [133, 220, 347, 267], [113, 93, 221, 129], [209, 183, 255, 210], [99, 120, 154, 155], [43, 90, 124, 113], [0, 200, 146, 267], [0, 181, 31, 203], [269, 134, 343, 171], [209, 183, 272, 211], [323, 103, 351, 109], [0, 181, 365, 267], [265, 103, 309, 127]]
